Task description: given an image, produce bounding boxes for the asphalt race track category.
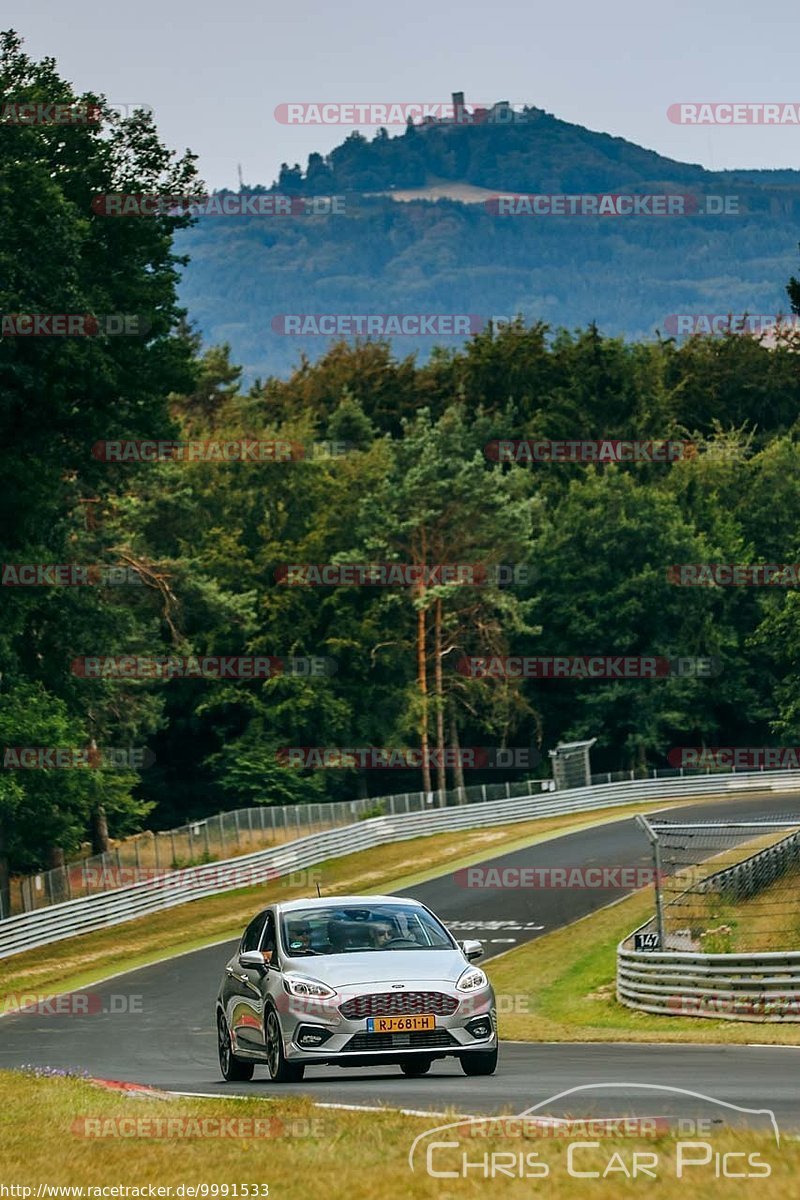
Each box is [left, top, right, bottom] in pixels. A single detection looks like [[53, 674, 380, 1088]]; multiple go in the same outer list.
[[2, 792, 800, 1128]]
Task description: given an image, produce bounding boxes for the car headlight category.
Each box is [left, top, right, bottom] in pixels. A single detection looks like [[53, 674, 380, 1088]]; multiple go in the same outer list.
[[282, 975, 337, 999], [457, 967, 488, 992]]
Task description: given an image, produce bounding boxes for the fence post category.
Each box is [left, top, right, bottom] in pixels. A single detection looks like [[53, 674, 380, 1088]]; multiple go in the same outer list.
[[171, 830, 177, 866], [188, 823, 194, 862], [637, 815, 666, 949], [219, 812, 226, 855], [234, 809, 241, 848], [204, 821, 211, 858]]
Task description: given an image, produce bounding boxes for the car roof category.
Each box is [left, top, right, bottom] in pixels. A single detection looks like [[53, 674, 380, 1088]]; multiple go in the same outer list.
[[275, 895, 424, 913]]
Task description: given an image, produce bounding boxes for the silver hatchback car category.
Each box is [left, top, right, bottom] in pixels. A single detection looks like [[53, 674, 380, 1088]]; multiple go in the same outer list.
[[216, 895, 498, 1082]]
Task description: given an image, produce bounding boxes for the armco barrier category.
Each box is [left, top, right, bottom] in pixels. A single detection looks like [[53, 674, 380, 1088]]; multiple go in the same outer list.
[[3, 768, 800, 959], [617, 938, 800, 1021], [695, 829, 800, 901]]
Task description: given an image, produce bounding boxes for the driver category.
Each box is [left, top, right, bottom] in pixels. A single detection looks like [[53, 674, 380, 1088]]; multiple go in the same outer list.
[[286, 919, 313, 954], [372, 922, 394, 948]]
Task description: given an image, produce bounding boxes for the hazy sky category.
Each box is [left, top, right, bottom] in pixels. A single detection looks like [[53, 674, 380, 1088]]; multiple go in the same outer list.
[[15, 1, 800, 189]]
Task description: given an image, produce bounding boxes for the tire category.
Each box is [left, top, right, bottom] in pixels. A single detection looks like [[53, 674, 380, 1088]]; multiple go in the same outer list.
[[265, 1008, 306, 1083], [400, 1057, 433, 1077], [460, 1046, 498, 1076], [217, 1011, 255, 1082]]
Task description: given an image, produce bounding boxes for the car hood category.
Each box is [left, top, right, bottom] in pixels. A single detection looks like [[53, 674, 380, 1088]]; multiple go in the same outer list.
[[285, 949, 470, 988]]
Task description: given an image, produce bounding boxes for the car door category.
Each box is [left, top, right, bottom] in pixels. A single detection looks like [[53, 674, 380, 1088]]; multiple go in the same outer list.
[[257, 910, 283, 1030], [227, 910, 269, 1052]]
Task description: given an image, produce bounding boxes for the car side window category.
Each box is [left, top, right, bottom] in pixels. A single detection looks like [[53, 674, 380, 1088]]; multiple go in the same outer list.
[[241, 913, 266, 952], [260, 912, 276, 960]]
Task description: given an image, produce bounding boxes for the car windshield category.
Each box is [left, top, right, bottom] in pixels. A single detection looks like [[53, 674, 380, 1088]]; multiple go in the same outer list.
[[280, 904, 455, 955]]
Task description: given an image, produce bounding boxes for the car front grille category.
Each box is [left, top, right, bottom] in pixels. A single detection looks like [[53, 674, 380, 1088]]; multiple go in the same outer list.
[[339, 991, 458, 1019], [343, 1029, 457, 1052]]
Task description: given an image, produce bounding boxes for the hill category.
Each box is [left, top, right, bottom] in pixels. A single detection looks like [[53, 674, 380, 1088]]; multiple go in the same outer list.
[[176, 99, 800, 379]]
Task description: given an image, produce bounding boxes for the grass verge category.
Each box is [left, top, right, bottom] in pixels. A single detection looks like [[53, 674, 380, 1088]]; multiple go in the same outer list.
[[0, 1070, 797, 1198], [1, 1070, 800, 1200], [488, 887, 800, 1045]]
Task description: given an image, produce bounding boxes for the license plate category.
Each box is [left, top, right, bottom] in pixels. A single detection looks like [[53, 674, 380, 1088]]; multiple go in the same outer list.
[[365, 1014, 436, 1033]]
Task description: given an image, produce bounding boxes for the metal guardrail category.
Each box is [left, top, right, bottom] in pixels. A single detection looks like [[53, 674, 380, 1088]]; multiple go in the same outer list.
[[617, 940, 800, 1021], [3, 767, 800, 960], [694, 829, 800, 901]]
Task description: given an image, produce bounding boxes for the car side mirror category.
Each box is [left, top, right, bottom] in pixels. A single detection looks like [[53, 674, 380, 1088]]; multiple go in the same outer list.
[[239, 949, 269, 970], [461, 939, 484, 962]]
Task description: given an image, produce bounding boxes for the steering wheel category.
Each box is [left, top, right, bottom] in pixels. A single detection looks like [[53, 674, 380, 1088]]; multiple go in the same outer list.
[[383, 937, 418, 948]]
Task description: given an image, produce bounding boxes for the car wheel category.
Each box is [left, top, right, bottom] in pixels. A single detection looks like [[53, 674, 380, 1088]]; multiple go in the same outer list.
[[265, 1008, 306, 1083], [217, 1012, 255, 1082], [460, 1047, 498, 1076], [400, 1057, 433, 1077]]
